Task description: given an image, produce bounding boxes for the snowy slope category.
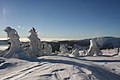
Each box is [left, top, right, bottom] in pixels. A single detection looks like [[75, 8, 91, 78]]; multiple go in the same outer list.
[[0, 56, 120, 80]]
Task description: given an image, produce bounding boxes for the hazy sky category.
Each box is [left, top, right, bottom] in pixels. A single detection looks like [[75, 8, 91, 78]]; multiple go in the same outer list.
[[0, 0, 120, 40]]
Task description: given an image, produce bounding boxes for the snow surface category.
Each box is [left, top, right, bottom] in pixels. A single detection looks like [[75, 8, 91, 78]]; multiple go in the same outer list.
[[0, 55, 120, 80], [0, 45, 8, 51]]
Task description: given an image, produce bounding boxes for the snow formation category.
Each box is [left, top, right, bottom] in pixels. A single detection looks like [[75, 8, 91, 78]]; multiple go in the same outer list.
[[4, 27, 29, 59], [86, 39, 103, 56], [27, 27, 43, 57], [59, 44, 69, 54], [43, 42, 52, 55]]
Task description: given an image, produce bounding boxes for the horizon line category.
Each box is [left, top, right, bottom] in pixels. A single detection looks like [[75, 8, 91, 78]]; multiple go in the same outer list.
[[0, 36, 119, 42]]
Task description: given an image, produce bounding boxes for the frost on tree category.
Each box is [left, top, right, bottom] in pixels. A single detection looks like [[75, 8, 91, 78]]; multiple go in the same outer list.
[[4, 27, 29, 59], [86, 39, 103, 56], [79, 50, 86, 56], [43, 42, 52, 55], [27, 27, 43, 57], [72, 49, 79, 57], [59, 44, 69, 54]]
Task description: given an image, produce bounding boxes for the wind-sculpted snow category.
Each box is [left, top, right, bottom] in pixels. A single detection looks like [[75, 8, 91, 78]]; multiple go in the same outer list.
[[0, 56, 120, 80]]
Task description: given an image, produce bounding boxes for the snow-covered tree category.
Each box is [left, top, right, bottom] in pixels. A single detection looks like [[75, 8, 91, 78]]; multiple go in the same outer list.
[[43, 42, 52, 55], [59, 44, 69, 54], [27, 27, 43, 57], [4, 27, 29, 59], [86, 39, 103, 56], [72, 49, 79, 57]]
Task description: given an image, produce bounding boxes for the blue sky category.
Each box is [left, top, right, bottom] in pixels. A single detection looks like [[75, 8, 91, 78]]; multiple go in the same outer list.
[[0, 0, 120, 40]]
